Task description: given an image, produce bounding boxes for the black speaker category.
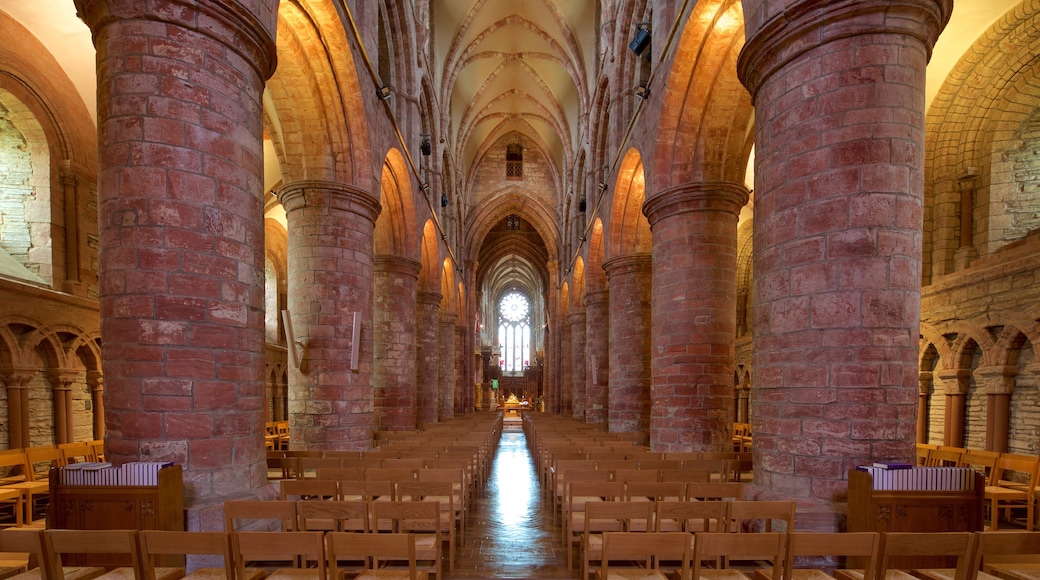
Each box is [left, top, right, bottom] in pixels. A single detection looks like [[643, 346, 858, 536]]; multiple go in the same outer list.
[[629, 28, 650, 56]]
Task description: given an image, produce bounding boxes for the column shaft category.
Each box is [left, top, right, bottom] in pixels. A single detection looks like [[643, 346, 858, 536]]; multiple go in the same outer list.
[[605, 255, 652, 435], [570, 311, 587, 420], [415, 291, 442, 426], [584, 289, 609, 424], [373, 256, 421, 432], [439, 313, 458, 420]]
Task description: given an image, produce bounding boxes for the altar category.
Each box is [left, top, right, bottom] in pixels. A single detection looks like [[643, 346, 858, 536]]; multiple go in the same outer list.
[[502, 394, 526, 422]]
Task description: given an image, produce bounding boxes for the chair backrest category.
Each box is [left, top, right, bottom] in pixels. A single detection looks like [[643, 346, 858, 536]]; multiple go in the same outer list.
[[655, 500, 727, 532], [231, 530, 325, 578], [24, 446, 63, 481], [785, 532, 881, 580], [995, 454, 1040, 490], [314, 466, 366, 481], [927, 447, 964, 467], [686, 481, 744, 501], [297, 499, 369, 533], [916, 443, 939, 466], [960, 450, 1000, 484], [625, 481, 684, 502], [0, 528, 50, 576], [878, 531, 977, 580], [279, 478, 338, 501], [972, 530, 1040, 574], [365, 467, 418, 482], [600, 531, 690, 578], [326, 531, 422, 580], [372, 500, 441, 535], [0, 449, 29, 481], [223, 499, 297, 532], [692, 531, 785, 580], [339, 479, 394, 501], [57, 442, 94, 466], [726, 500, 796, 533], [612, 468, 660, 485], [44, 528, 142, 576], [138, 530, 231, 580], [660, 468, 711, 483], [583, 500, 654, 535]]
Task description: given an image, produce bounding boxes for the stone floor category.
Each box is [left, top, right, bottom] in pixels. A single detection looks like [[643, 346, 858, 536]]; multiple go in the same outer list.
[[451, 423, 571, 579]]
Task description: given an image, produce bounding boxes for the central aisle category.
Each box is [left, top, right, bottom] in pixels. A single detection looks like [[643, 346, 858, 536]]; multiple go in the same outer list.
[[453, 423, 571, 578]]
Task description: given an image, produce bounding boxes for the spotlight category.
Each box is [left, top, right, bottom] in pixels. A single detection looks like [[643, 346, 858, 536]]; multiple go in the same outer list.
[[441, 192, 449, 208], [420, 134, 431, 156], [635, 83, 650, 99], [579, 197, 587, 213], [629, 25, 651, 57], [598, 182, 608, 192], [421, 183, 430, 192], [377, 85, 392, 100]]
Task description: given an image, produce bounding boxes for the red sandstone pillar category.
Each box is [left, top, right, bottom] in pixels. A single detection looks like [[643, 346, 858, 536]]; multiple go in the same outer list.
[[936, 368, 969, 447], [559, 313, 572, 415], [976, 365, 1015, 453], [278, 181, 381, 449], [604, 255, 652, 435], [415, 291, 442, 426], [48, 371, 77, 444], [738, 0, 950, 524], [917, 372, 933, 444], [87, 371, 105, 440], [1, 368, 33, 448], [455, 322, 466, 414], [373, 256, 421, 432], [584, 289, 609, 424], [75, 0, 277, 495], [643, 183, 748, 452], [439, 313, 457, 420], [570, 311, 587, 419]]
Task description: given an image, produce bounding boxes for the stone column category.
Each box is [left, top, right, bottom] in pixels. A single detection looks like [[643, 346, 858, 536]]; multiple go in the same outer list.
[[936, 369, 969, 447], [643, 182, 748, 452], [455, 321, 466, 414], [569, 310, 587, 420], [278, 181, 381, 450], [584, 289, 609, 424], [87, 371, 105, 440], [737, 0, 950, 526], [373, 256, 421, 432], [415, 291, 442, 426], [975, 365, 1016, 453], [917, 372, 933, 444], [559, 312, 572, 415], [604, 254, 652, 435], [47, 371, 77, 444], [439, 312, 458, 420], [1, 367, 34, 449], [75, 0, 277, 497]]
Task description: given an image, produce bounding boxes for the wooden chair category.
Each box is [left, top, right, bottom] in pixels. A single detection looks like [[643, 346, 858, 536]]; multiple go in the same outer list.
[[0, 487, 22, 528], [23, 446, 63, 481], [566, 481, 624, 570], [296, 499, 369, 533], [972, 530, 1040, 580], [231, 530, 326, 579], [984, 454, 1039, 530], [683, 459, 729, 481], [597, 531, 691, 580], [279, 478, 338, 502], [314, 466, 366, 482], [691, 531, 785, 580], [371, 501, 442, 580], [581, 500, 655, 580], [396, 480, 456, 572], [44, 528, 183, 580], [340, 480, 395, 502], [0, 527, 103, 580], [1, 451, 48, 526], [88, 441, 105, 462], [223, 499, 297, 532], [325, 531, 429, 580], [916, 443, 939, 466], [138, 529, 265, 580], [417, 467, 467, 542], [625, 481, 684, 503], [779, 531, 881, 580], [366, 468, 419, 484], [660, 469, 711, 484], [612, 469, 660, 486]]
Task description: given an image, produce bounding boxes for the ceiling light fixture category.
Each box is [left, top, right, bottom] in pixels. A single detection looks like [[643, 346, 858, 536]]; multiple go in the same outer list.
[[635, 83, 650, 99], [377, 85, 392, 100], [598, 182, 608, 192]]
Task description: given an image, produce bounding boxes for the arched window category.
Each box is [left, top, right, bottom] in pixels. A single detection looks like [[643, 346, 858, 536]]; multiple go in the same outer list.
[[497, 291, 531, 375], [506, 143, 523, 180]]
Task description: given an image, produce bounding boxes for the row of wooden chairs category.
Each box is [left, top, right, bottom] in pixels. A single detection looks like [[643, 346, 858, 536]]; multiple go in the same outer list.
[[264, 421, 289, 451], [569, 494, 794, 577], [592, 529, 1039, 580], [0, 526, 432, 580], [225, 497, 450, 578], [0, 440, 104, 527], [918, 444, 1040, 530]]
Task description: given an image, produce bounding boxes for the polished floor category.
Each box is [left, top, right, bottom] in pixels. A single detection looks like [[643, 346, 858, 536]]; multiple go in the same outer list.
[[451, 424, 571, 579]]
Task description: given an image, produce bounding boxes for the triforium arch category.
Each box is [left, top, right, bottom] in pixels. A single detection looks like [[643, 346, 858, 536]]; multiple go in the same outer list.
[[924, 1, 1040, 281]]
